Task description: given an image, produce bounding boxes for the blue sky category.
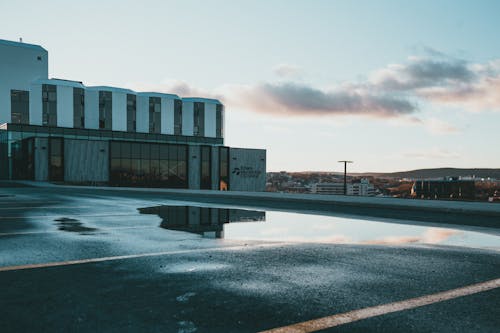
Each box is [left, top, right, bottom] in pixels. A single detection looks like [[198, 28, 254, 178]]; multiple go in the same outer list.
[[2, 0, 499, 172]]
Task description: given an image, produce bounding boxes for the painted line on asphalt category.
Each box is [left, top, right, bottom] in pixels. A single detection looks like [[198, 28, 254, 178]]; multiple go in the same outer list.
[[0, 206, 93, 210], [0, 242, 292, 272], [0, 213, 137, 220], [259, 278, 500, 333], [0, 225, 156, 237], [0, 201, 62, 205]]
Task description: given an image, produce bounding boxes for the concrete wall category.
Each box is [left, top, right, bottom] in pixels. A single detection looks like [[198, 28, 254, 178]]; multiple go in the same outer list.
[[56, 85, 73, 128], [162, 98, 175, 135], [29, 83, 43, 126], [112, 92, 127, 132], [34, 137, 48, 181], [229, 148, 266, 192], [84, 90, 99, 129], [182, 101, 194, 136], [204, 102, 216, 138], [0, 40, 48, 124], [64, 139, 108, 182], [136, 95, 149, 133], [188, 145, 200, 189]]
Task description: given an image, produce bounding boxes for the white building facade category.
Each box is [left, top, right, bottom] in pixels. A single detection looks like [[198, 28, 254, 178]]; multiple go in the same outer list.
[[0, 39, 265, 191], [311, 178, 375, 196]]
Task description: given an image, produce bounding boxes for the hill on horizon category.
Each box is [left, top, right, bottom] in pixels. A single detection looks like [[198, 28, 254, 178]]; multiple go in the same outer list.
[[271, 168, 500, 179], [353, 168, 500, 179]]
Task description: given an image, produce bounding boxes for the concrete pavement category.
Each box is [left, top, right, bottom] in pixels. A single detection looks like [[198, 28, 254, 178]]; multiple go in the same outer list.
[[0, 184, 499, 332]]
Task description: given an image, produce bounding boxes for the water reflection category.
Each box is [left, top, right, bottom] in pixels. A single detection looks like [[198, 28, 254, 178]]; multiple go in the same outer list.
[[223, 211, 500, 250], [54, 217, 98, 234], [138, 205, 265, 238], [138, 204, 499, 250]]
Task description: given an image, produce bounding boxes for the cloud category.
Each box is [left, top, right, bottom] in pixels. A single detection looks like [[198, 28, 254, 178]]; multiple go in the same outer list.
[[224, 82, 417, 117], [424, 118, 461, 134], [273, 63, 303, 78], [130, 52, 500, 122], [403, 148, 460, 160], [363, 228, 460, 245], [129, 79, 217, 99], [370, 57, 476, 91]]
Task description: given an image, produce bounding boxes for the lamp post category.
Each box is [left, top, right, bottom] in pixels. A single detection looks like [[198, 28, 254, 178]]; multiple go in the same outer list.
[[338, 160, 353, 195]]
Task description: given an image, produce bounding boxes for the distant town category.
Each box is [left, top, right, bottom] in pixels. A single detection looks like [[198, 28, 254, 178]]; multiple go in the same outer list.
[[266, 168, 500, 202]]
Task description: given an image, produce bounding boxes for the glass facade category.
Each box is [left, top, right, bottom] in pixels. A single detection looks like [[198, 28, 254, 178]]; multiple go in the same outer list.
[[11, 137, 34, 180], [200, 146, 211, 189], [193, 102, 205, 137], [98, 91, 112, 130], [149, 97, 161, 134], [216, 104, 223, 138], [219, 146, 229, 190], [10, 90, 30, 124], [0, 130, 8, 180], [73, 88, 85, 128], [127, 94, 136, 132], [49, 137, 64, 181], [174, 99, 182, 135], [110, 141, 188, 188], [42, 84, 57, 126]]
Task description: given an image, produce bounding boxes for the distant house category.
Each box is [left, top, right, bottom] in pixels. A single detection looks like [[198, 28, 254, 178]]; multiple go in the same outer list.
[[411, 178, 475, 200], [311, 178, 375, 196]]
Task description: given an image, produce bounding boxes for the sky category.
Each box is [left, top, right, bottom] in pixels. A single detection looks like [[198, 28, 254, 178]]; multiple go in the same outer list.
[[1, 0, 499, 172]]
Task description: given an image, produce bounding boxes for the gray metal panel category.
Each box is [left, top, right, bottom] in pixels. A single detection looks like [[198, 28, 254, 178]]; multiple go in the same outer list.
[[34, 137, 48, 181], [188, 145, 200, 189], [229, 148, 266, 192], [64, 139, 109, 182], [188, 206, 200, 226], [211, 146, 219, 190]]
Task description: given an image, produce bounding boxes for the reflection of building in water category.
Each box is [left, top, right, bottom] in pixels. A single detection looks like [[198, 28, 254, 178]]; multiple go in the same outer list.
[[138, 205, 265, 238]]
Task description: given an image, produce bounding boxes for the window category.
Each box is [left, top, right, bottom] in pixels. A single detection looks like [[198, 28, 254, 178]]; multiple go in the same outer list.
[[127, 94, 136, 132], [10, 90, 29, 124], [42, 85, 57, 126], [109, 141, 188, 189], [99, 91, 112, 130], [73, 88, 85, 128], [216, 104, 224, 138], [174, 99, 182, 135], [149, 97, 161, 134], [219, 147, 229, 190], [193, 102, 205, 137], [200, 146, 211, 189]]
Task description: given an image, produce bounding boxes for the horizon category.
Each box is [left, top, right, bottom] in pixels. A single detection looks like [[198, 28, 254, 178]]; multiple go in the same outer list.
[[2, 0, 499, 173], [267, 167, 500, 174]]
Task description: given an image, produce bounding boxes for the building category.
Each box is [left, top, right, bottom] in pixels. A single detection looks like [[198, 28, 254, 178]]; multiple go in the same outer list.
[[311, 178, 375, 196], [0, 39, 266, 191], [411, 178, 475, 200]]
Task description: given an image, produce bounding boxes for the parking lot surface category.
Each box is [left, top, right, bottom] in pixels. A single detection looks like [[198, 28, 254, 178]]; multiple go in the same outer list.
[[0, 184, 499, 332]]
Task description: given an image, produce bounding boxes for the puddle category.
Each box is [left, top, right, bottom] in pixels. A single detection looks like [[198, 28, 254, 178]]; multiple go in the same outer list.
[[139, 205, 265, 238], [138, 204, 500, 250], [54, 217, 98, 234]]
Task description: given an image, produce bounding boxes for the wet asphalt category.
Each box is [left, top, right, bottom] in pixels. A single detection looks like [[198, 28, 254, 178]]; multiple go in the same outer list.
[[0, 184, 499, 332]]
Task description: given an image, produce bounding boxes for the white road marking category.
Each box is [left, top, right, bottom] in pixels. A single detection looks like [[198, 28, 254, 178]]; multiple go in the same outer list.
[[0, 206, 93, 210], [0, 225, 156, 237], [259, 278, 500, 333], [0, 213, 135, 220], [0, 242, 292, 272]]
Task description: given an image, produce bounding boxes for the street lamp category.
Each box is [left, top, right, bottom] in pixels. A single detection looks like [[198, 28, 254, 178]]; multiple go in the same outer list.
[[338, 160, 353, 195]]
